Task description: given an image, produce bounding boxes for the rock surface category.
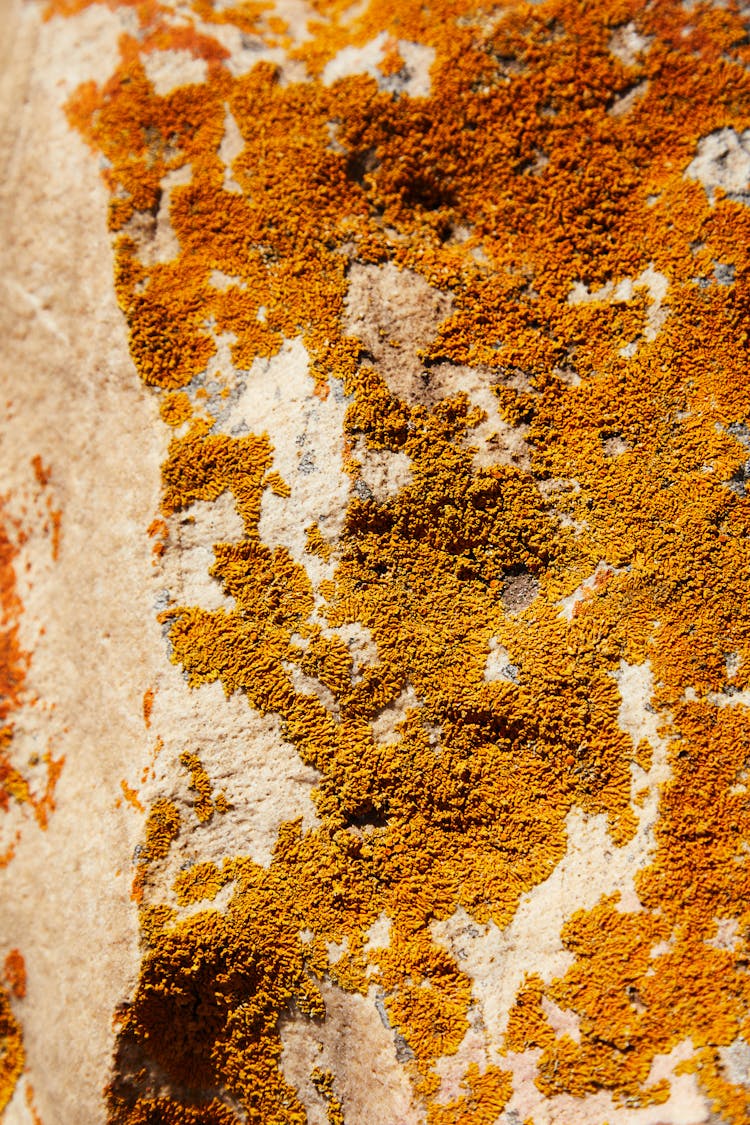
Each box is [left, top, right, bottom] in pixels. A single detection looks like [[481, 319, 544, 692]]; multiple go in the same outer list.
[[1, 0, 750, 1123]]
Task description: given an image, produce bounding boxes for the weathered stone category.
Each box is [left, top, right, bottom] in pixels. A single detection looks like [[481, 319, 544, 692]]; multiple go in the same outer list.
[[1, 1, 750, 1123]]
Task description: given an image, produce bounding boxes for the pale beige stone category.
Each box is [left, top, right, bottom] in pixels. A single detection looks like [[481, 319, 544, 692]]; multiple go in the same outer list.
[[0, 3, 162, 1120]]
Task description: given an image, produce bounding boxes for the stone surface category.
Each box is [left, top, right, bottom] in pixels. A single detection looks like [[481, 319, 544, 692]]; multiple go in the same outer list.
[[1, 1, 750, 1123]]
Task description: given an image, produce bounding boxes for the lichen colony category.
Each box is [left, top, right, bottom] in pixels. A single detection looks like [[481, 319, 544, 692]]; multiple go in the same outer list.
[[9, 0, 750, 1120]]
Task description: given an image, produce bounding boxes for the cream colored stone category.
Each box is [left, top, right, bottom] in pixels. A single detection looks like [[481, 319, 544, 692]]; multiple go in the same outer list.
[[280, 982, 421, 1125], [568, 266, 670, 353], [608, 22, 652, 68], [686, 127, 750, 201], [323, 33, 435, 97], [344, 262, 531, 471], [142, 49, 208, 96], [0, 3, 162, 1121]]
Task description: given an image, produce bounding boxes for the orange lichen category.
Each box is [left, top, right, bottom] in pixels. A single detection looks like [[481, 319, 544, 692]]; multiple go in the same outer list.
[[3, 950, 26, 1001], [304, 524, 332, 561], [30, 456, 51, 489], [0, 982, 24, 1114], [30, 750, 64, 831], [142, 687, 155, 729], [59, 0, 750, 1119], [264, 470, 291, 499], [159, 392, 193, 427], [121, 778, 145, 814], [0, 498, 62, 836], [0, 507, 31, 818], [179, 752, 214, 823], [48, 506, 62, 562], [143, 798, 180, 863], [172, 860, 224, 906], [24, 1083, 44, 1125], [310, 1068, 344, 1125], [427, 1065, 513, 1125], [111, 861, 325, 1123], [161, 424, 272, 535], [33, 456, 62, 560], [133, 797, 182, 904], [141, 736, 163, 786]]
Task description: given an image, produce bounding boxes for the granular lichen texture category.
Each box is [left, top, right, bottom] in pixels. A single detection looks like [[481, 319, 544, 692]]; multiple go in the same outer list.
[[12, 0, 750, 1120]]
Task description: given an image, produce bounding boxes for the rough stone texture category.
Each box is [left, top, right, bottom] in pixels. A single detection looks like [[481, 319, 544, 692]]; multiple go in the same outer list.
[[1, 0, 750, 1123], [0, 3, 164, 1120]]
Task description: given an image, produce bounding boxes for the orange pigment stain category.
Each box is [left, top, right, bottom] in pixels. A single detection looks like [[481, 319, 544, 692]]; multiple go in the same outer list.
[[141, 687, 155, 729], [146, 519, 167, 560], [0, 498, 63, 837], [24, 1084, 44, 1125], [120, 778, 145, 815], [30, 457, 51, 489], [54, 0, 750, 1121], [48, 508, 61, 562], [32, 456, 62, 561], [0, 506, 32, 820], [140, 735, 163, 786]]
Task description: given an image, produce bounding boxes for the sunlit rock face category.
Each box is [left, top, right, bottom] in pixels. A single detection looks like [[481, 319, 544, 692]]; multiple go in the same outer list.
[[1, 0, 750, 1122]]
